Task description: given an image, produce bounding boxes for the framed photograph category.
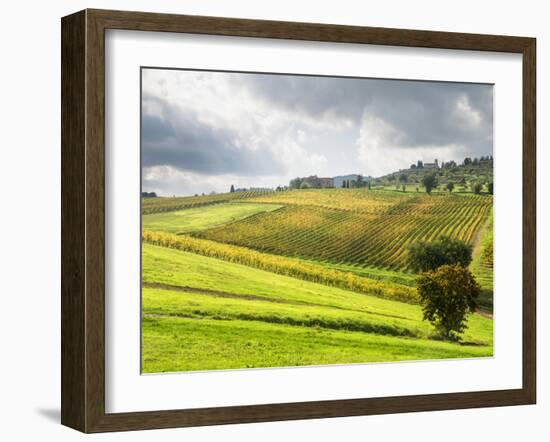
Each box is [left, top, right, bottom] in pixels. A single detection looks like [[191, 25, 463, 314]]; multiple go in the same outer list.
[[61, 9, 536, 433]]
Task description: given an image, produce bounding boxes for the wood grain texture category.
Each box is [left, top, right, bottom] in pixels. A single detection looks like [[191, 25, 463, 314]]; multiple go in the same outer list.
[[522, 38, 536, 403], [61, 10, 86, 432], [85, 9, 107, 432], [61, 8, 537, 433], [89, 8, 532, 52]]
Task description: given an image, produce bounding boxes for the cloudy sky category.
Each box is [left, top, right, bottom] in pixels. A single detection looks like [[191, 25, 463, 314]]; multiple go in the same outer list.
[[142, 68, 493, 196]]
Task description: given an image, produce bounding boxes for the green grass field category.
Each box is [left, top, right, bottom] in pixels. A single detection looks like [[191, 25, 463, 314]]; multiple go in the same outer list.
[[143, 202, 283, 234], [142, 188, 494, 373], [142, 245, 492, 372], [143, 316, 492, 373]]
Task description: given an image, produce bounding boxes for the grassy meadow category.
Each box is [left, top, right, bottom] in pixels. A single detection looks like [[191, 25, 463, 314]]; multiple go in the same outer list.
[[143, 202, 283, 234], [141, 188, 494, 373]]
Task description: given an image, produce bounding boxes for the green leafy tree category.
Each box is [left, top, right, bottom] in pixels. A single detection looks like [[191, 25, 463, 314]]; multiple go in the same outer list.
[[472, 181, 483, 194], [230, 184, 235, 193], [417, 264, 480, 340], [421, 174, 438, 194], [446, 182, 455, 193], [408, 236, 473, 272], [289, 177, 302, 189], [399, 173, 408, 183]]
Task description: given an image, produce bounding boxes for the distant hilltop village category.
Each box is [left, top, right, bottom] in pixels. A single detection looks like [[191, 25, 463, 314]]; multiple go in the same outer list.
[[398, 159, 441, 171], [403, 156, 493, 172], [143, 156, 493, 197], [416, 159, 440, 170], [286, 157, 494, 191], [289, 174, 372, 189]]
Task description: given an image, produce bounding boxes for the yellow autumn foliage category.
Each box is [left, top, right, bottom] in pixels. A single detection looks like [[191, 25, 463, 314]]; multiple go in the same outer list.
[[142, 230, 418, 304]]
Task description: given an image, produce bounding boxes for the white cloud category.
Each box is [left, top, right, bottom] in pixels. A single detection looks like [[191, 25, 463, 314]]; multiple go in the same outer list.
[[454, 94, 483, 127], [142, 69, 492, 195], [356, 114, 465, 177], [143, 165, 288, 196]]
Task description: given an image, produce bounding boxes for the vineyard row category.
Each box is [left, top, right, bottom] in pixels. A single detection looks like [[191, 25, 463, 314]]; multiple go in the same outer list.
[[195, 198, 492, 271], [142, 230, 418, 304]]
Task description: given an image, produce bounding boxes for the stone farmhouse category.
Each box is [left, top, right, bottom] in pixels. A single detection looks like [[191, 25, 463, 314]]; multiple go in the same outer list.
[[422, 159, 439, 169], [333, 174, 360, 188], [301, 175, 335, 188]]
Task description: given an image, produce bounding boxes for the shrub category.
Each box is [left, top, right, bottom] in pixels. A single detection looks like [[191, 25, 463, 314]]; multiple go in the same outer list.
[[408, 236, 473, 272], [289, 177, 302, 189], [421, 174, 438, 194], [417, 264, 480, 340]]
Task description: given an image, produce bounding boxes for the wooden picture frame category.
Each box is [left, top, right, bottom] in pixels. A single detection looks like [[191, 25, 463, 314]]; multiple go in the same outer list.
[[61, 8, 536, 433]]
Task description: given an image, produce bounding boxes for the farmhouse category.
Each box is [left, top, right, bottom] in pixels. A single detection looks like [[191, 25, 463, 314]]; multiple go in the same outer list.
[[302, 175, 334, 188], [333, 174, 359, 188], [423, 159, 440, 169], [318, 177, 335, 188]]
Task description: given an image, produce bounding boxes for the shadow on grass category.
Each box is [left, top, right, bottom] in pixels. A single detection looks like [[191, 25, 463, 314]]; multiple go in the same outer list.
[[428, 332, 487, 347], [458, 341, 487, 347], [477, 288, 494, 315]]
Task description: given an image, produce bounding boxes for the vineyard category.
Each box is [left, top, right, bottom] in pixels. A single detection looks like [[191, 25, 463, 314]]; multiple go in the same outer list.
[[471, 209, 494, 291], [141, 187, 494, 372], [242, 188, 409, 214], [142, 230, 417, 303], [142, 190, 273, 214], [196, 191, 493, 271]]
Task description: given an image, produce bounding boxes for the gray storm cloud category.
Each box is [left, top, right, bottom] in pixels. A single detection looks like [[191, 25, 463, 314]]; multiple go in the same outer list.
[[142, 94, 286, 176], [242, 75, 492, 151], [141, 68, 492, 196]]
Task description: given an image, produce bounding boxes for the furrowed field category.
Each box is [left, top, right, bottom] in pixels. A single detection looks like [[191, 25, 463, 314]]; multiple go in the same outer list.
[[141, 188, 494, 373]]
